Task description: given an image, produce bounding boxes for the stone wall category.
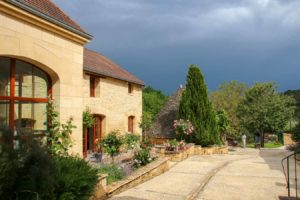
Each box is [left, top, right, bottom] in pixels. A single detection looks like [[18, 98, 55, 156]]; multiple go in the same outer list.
[[90, 158, 170, 200], [162, 144, 228, 162], [83, 73, 142, 136], [283, 133, 295, 145], [0, 2, 87, 155]]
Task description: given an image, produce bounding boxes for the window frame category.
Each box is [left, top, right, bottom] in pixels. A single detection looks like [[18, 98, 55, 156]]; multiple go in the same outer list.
[[0, 57, 52, 131], [90, 76, 96, 97], [128, 83, 133, 94]]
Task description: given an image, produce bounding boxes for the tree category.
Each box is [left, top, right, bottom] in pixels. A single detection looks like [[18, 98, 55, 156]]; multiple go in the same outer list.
[[211, 81, 247, 138], [284, 89, 300, 119], [178, 65, 220, 146], [237, 82, 295, 147], [141, 86, 168, 131], [216, 110, 230, 143]]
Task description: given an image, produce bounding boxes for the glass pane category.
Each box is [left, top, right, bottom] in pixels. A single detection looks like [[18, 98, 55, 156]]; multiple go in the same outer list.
[[15, 60, 49, 98], [14, 101, 47, 134], [0, 100, 9, 130], [0, 58, 10, 96], [15, 60, 33, 98], [33, 67, 49, 98]]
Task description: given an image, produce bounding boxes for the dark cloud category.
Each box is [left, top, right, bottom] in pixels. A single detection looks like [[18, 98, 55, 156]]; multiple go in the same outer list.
[[53, 0, 300, 94]]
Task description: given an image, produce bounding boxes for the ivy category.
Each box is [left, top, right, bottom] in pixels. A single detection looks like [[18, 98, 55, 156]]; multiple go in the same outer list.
[[83, 108, 94, 129], [46, 99, 76, 156]]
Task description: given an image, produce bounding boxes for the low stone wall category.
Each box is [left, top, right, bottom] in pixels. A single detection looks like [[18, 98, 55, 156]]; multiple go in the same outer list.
[[162, 144, 228, 162], [90, 157, 170, 199], [195, 146, 228, 155], [90, 174, 108, 200], [164, 143, 196, 162], [107, 157, 170, 198]]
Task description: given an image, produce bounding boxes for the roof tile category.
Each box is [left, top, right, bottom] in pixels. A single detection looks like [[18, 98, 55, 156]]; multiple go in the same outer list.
[[84, 48, 144, 85], [15, 0, 87, 34]]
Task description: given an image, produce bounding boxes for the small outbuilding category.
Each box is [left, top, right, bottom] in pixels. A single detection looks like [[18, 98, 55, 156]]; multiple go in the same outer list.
[[145, 88, 184, 144]]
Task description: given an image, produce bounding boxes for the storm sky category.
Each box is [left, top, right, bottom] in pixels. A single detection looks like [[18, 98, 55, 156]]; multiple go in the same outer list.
[[53, 0, 300, 95]]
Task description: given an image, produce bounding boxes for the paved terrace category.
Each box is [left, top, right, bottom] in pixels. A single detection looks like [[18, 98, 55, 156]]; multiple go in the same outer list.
[[110, 148, 298, 200]]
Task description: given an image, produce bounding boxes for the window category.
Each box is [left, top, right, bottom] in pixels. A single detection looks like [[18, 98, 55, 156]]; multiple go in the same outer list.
[[90, 76, 96, 97], [128, 83, 133, 94], [128, 116, 135, 133], [0, 57, 51, 136], [90, 76, 100, 97]]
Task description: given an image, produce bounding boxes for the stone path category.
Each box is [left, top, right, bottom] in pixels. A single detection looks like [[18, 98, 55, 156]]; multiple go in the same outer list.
[[109, 148, 294, 200]]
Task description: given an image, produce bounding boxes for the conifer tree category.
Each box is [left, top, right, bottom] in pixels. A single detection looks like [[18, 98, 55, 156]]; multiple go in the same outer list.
[[178, 65, 220, 145]]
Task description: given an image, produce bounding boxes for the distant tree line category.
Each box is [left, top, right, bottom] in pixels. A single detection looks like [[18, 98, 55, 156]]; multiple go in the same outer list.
[[140, 86, 168, 132]]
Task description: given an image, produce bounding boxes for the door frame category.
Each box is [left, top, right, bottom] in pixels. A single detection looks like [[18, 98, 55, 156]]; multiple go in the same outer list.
[[83, 114, 105, 158]]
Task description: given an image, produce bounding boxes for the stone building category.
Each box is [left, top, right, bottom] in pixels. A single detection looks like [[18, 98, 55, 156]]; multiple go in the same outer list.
[[0, 0, 143, 157]]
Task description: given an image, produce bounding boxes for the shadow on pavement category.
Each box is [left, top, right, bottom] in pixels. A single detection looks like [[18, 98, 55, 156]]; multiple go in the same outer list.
[[259, 149, 299, 199], [278, 196, 299, 200], [110, 196, 148, 200]]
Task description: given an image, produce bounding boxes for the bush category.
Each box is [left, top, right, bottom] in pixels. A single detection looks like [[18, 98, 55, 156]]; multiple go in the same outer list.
[[99, 131, 123, 160], [123, 133, 140, 150], [98, 163, 125, 184], [133, 148, 151, 168], [0, 131, 56, 200], [53, 156, 98, 200], [133, 148, 157, 168]]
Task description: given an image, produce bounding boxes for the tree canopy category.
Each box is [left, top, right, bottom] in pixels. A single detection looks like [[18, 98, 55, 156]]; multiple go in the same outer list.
[[237, 82, 295, 147], [141, 86, 168, 132], [178, 65, 220, 146], [211, 81, 247, 139], [284, 89, 300, 119]]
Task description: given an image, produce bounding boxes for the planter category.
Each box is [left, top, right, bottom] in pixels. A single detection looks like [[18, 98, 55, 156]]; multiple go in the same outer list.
[[106, 158, 170, 198]]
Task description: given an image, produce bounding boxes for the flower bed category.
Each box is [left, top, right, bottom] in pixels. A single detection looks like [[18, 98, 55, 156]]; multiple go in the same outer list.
[[90, 157, 170, 200]]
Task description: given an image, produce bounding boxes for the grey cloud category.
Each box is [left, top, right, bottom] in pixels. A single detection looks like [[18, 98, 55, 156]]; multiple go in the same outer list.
[[53, 0, 300, 94]]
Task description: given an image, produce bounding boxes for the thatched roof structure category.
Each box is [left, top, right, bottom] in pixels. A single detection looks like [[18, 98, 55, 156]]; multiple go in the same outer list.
[[145, 87, 184, 139]]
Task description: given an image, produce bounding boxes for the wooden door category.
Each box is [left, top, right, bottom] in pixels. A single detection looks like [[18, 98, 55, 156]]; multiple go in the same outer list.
[[93, 115, 103, 152]]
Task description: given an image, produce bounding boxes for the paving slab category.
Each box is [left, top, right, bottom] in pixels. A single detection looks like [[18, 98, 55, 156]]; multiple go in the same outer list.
[[110, 148, 294, 200]]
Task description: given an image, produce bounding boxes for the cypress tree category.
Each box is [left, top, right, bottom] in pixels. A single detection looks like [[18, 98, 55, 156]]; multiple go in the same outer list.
[[178, 65, 220, 146]]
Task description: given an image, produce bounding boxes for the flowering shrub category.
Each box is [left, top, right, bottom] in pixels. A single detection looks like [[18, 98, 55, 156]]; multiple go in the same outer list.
[[178, 140, 186, 150], [166, 139, 179, 151], [140, 138, 152, 149], [173, 119, 194, 140], [123, 132, 140, 150], [133, 148, 157, 168], [99, 131, 123, 161]]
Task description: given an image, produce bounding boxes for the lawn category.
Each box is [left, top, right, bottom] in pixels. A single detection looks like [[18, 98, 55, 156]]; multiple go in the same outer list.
[[246, 141, 283, 148]]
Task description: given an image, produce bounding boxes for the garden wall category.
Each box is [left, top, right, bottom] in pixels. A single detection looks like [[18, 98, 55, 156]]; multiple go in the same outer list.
[[90, 157, 170, 200], [162, 144, 228, 162]]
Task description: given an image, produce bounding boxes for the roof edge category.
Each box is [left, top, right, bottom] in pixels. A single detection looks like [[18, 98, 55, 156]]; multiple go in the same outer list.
[[84, 68, 144, 86], [6, 0, 92, 40]]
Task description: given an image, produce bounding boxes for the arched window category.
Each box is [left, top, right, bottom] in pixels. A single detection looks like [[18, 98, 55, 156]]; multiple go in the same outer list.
[[0, 57, 51, 136]]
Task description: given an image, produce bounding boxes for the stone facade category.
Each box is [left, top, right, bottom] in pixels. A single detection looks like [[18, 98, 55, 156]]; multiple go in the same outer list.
[[0, 1, 142, 156], [0, 2, 87, 155], [83, 73, 142, 136]]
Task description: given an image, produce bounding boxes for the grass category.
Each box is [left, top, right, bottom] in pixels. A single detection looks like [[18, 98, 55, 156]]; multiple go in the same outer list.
[[98, 163, 125, 184], [245, 141, 283, 148]]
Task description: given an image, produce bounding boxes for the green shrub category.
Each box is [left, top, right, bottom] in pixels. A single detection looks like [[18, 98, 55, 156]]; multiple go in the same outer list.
[[0, 131, 56, 200], [133, 148, 157, 168], [53, 156, 98, 200], [98, 164, 125, 184], [123, 133, 140, 149], [99, 131, 123, 160]]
